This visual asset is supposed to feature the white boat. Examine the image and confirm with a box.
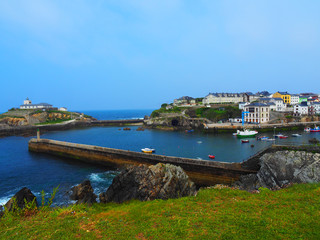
[304,127,311,132]
[235,129,258,138]
[141,148,155,153]
[266,138,275,141]
[291,134,301,137]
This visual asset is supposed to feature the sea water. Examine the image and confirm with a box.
[0,109,318,206]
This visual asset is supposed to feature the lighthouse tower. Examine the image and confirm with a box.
[24,97,32,105]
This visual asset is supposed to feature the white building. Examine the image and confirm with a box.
[203,93,249,105]
[290,95,300,105]
[308,102,320,115]
[20,98,53,110]
[238,102,249,110]
[294,102,308,116]
[243,103,270,124]
[270,98,287,112]
[59,107,68,111]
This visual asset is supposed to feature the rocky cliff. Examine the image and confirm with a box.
[99,163,197,203]
[234,150,320,190]
[0,110,93,127]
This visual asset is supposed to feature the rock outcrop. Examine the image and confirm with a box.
[70,180,97,204]
[234,150,320,190]
[4,187,37,211]
[99,163,197,203]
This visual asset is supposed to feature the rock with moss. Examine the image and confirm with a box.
[5,187,37,212]
[99,163,197,203]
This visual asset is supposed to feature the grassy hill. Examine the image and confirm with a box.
[1,183,319,239]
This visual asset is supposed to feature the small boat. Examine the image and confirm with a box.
[310,126,320,132]
[141,148,155,153]
[291,134,301,137]
[266,138,275,141]
[279,135,288,139]
[185,129,194,133]
[274,134,284,138]
[208,155,215,159]
[235,129,258,138]
[258,136,269,141]
[304,127,311,132]
[241,139,249,143]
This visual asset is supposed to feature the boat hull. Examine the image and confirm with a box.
[236,134,257,138]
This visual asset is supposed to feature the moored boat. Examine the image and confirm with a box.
[279,135,288,139]
[291,133,301,137]
[241,139,249,143]
[310,126,320,132]
[208,155,215,159]
[304,127,311,132]
[141,148,155,153]
[235,129,258,138]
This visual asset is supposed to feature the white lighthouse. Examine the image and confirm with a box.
[24,97,32,105]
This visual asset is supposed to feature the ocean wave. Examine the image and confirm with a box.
[89,173,107,183]
[0,196,12,206]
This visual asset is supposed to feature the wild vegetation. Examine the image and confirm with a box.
[150,105,241,123]
[1,183,319,239]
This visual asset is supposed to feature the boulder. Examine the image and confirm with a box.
[257,150,320,189]
[232,174,262,192]
[99,163,197,203]
[0,205,4,218]
[234,150,320,190]
[70,180,97,204]
[5,187,37,212]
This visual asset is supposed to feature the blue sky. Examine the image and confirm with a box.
[0,0,319,112]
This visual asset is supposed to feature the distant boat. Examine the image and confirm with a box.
[185,129,194,133]
[304,127,311,132]
[208,155,215,159]
[141,148,155,153]
[241,139,249,143]
[257,136,269,141]
[310,126,320,132]
[266,138,275,141]
[279,135,288,139]
[291,133,301,137]
[234,129,258,138]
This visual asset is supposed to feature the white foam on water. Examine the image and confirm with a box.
[89,173,106,183]
[0,196,12,206]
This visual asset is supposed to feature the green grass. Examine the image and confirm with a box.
[34,119,72,125]
[1,183,320,239]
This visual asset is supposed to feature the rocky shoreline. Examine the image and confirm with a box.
[2,148,320,215]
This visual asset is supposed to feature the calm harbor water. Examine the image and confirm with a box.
[0,109,319,206]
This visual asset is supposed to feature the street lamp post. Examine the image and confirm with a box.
[274,127,276,145]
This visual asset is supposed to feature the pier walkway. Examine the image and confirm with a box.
[29,138,257,186]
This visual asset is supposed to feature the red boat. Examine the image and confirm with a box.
[208,155,215,159]
[241,139,249,143]
[279,136,288,139]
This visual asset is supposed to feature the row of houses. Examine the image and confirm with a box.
[174,91,320,107]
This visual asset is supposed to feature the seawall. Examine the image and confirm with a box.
[0,119,143,137]
[28,138,257,187]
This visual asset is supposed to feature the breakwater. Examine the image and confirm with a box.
[28,138,257,186]
[0,119,143,137]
